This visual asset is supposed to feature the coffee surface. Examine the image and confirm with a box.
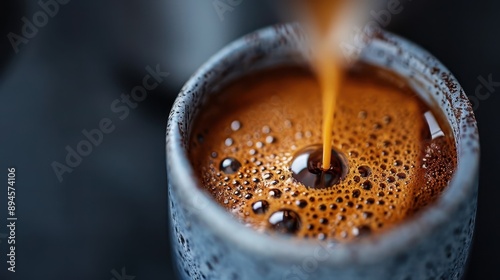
[189,65,456,241]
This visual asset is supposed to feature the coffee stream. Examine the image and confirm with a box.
[296,0,359,184]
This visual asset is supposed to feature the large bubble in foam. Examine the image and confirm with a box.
[291,144,348,189]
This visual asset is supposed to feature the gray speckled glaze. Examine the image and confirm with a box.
[166,24,479,280]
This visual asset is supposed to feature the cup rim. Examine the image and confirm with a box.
[166,24,480,265]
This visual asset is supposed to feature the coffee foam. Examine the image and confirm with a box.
[189,65,456,241]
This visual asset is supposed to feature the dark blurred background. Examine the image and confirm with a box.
[0,0,498,279]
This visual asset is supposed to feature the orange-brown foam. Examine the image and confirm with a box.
[189,65,457,241]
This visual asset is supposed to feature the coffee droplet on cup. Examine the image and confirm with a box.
[291,144,348,189]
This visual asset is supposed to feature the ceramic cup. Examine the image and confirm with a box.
[166,24,479,280]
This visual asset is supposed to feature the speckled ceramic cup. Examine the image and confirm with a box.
[166,24,479,280]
